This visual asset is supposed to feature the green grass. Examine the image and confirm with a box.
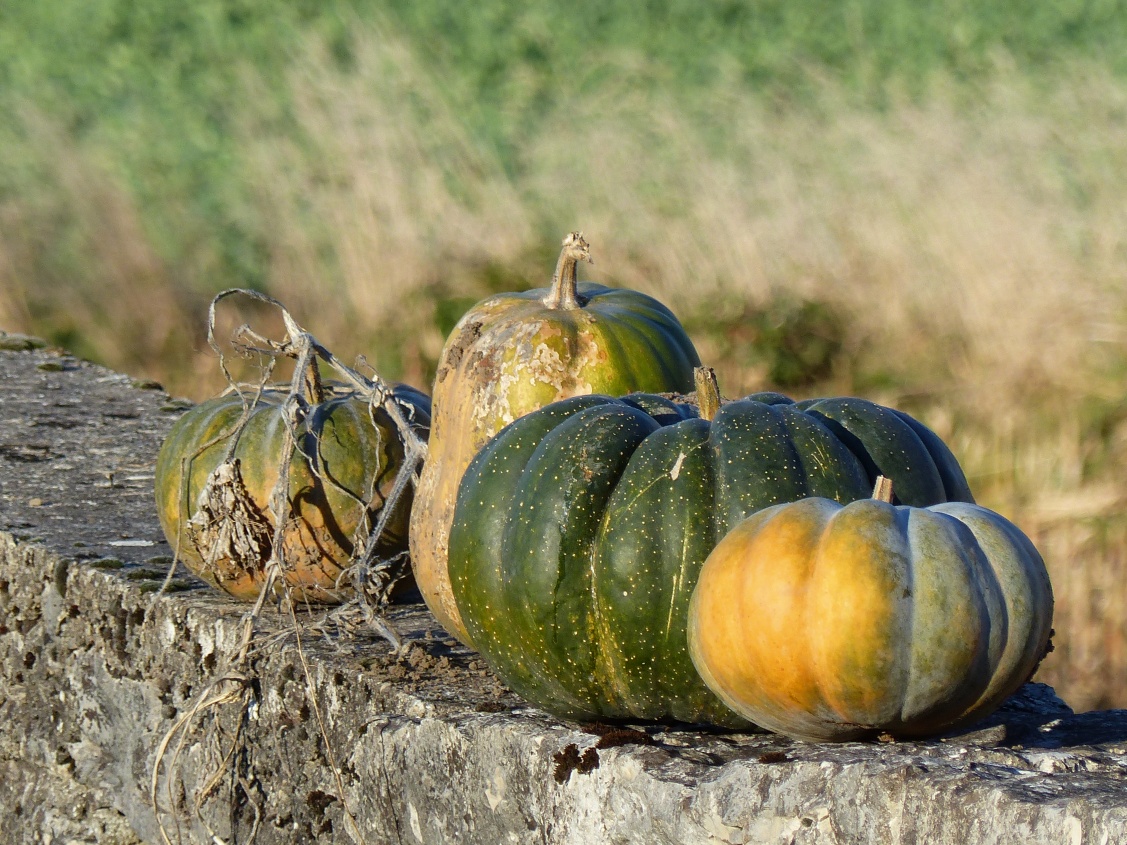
[383,0,1127,117]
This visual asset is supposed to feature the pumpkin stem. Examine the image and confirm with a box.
[694,366,722,421]
[872,476,895,503]
[304,358,326,404]
[542,232,593,310]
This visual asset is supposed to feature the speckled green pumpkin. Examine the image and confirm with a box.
[448,388,974,726]
[154,385,430,602]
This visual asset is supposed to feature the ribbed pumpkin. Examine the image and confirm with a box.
[154,384,431,602]
[448,370,974,726]
[411,233,700,643]
[688,482,1054,741]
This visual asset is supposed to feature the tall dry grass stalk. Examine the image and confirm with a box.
[3,25,1127,707]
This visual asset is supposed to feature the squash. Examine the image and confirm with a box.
[154,383,431,602]
[448,369,974,725]
[688,479,1054,741]
[411,233,700,643]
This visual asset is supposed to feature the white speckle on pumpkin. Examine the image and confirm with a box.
[670,451,687,480]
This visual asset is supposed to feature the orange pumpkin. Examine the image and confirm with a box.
[688,482,1053,741]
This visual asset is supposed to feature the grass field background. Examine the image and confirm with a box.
[3,1,1127,709]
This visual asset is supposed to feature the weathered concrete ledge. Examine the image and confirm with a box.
[3,342,1127,844]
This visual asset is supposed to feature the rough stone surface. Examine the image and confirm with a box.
[3,345,1127,844]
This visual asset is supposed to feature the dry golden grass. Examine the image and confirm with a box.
[3,28,1127,708]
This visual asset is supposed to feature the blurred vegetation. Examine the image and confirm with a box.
[685,295,844,389]
[4,0,1126,351]
[4,0,1127,709]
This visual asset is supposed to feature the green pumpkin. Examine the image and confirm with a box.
[154,384,430,602]
[448,373,973,726]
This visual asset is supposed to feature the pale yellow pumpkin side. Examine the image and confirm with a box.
[410,233,700,644]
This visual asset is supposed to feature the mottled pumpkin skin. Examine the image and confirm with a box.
[155,386,430,602]
[411,281,700,643]
[449,391,974,726]
[688,498,1053,741]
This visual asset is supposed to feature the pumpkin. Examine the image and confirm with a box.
[688,480,1054,741]
[448,369,974,725]
[410,232,700,643]
[154,383,431,602]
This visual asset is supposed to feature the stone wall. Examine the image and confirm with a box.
[3,340,1127,844]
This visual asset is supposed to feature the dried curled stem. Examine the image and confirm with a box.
[541,231,593,310]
